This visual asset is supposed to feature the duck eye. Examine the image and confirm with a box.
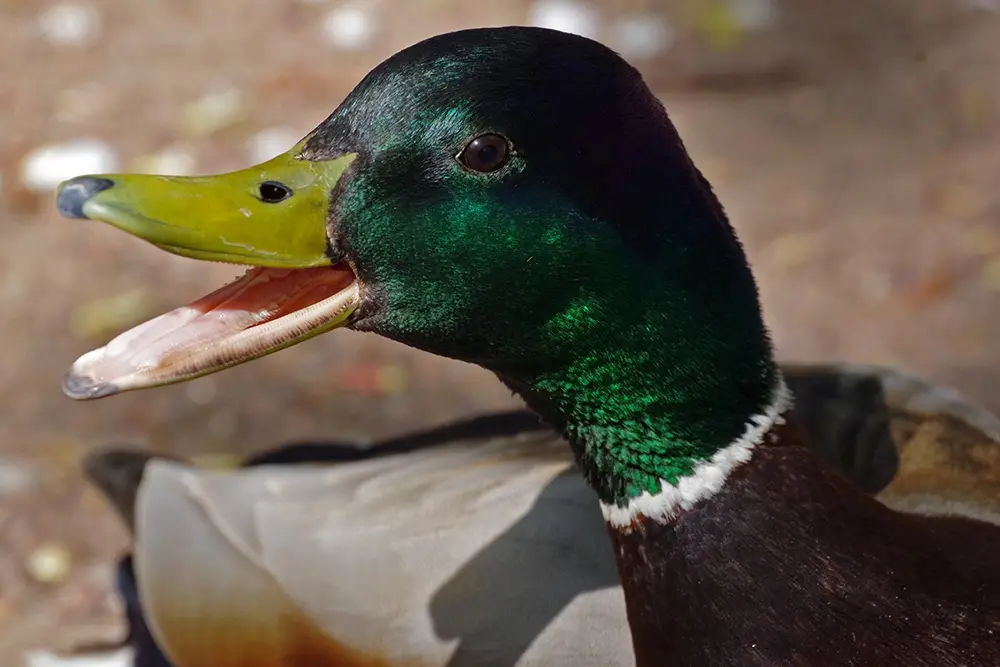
[458,134,511,173]
[258,181,292,203]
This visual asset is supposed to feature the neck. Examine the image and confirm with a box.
[502,271,781,515]
[600,377,791,527]
[501,151,781,511]
[603,419,839,666]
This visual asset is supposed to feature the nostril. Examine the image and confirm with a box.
[56,176,115,219]
[258,181,292,203]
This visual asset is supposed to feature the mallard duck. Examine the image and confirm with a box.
[57,27,999,666]
[82,363,1000,667]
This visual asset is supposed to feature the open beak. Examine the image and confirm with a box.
[57,143,361,400]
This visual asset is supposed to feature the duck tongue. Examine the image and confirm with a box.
[64,265,358,399]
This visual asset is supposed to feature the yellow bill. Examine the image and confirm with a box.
[56,145,362,399]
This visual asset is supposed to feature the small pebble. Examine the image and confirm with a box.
[247,127,300,164]
[69,289,154,341]
[693,3,743,51]
[321,4,377,51]
[185,377,217,406]
[609,14,675,60]
[767,231,822,271]
[38,3,101,46]
[179,89,246,137]
[132,145,197,176]
[528,0,599,39]
[0,460,36,496]
[25,543,72,585]
[20,139,119,191]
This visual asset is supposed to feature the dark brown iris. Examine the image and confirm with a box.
[458,134,511,173]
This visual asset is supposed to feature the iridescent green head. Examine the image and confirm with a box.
[58,27,776,504]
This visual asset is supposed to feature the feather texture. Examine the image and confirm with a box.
[86,365,999,666]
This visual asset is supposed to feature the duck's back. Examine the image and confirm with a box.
[785,364,1000,522]
[87,365,998,666]
[133,430,631,667]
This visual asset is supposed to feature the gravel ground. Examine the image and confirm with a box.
[1,0,998,662]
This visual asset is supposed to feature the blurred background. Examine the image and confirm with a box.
[1,0,998,662]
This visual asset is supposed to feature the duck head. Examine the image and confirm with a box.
[59,27,776,500]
